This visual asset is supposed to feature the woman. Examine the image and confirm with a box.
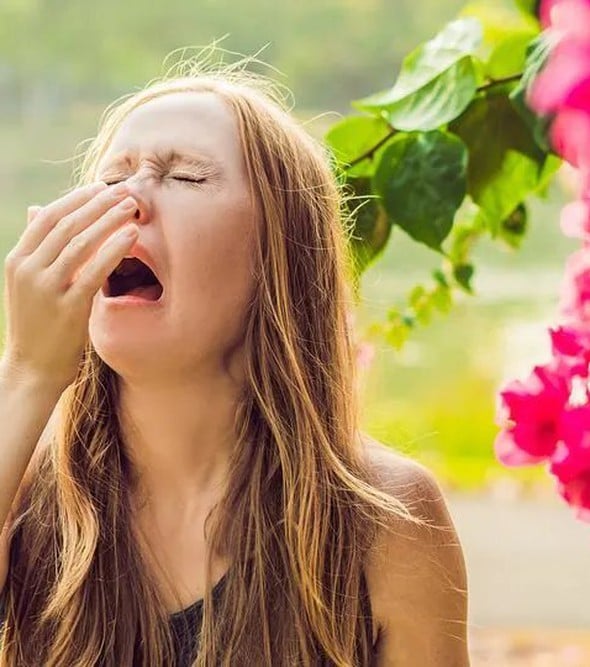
[0,58,469,666]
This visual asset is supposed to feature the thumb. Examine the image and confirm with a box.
[27,205,43,226]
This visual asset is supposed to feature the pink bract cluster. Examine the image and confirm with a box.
[494,0,590,522]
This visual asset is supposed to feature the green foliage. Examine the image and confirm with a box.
[453,262,475,292]
[325,0,563,345]
[487,32,536,78]
[509,34,555,152]
[372,131,468,251]
[515,0,542,17]
[325,116,392,177]
[449,92,547,235]
[353,18,483,131]
[344,177,393,284]
[499,203,529,249]
[462,1,539,37]
[0,0,468,112]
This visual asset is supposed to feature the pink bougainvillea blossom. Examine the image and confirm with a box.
[530,40,590,114]
[550,406,590,479]
[558,247,590,322]
[494,361,571,465]
[557,476,590,521]
[355,341,375,370]
[550,405,590,518]
[540,0,590,36]
[549,324,590,375]
[550,108,590,169]
[559,199,590,239]
[496,0,590,522]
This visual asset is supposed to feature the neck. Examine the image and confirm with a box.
[118,371,241,517]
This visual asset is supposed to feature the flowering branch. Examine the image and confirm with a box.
[494,0,590,523]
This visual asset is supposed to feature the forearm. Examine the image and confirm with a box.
[0,360,63,530]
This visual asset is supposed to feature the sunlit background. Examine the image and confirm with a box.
[2,0,590,663]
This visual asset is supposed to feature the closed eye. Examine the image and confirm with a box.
[173,176,206,185]
[102,176,206,187]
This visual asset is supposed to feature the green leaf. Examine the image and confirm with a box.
[460,2,539,59]
[384,322,411,351]
[325,116,393,177]
[498,202,528,249]
[344,176,394,276]
[453,263,475,292]
[431,284,453,313]
[432,268,450,288]
[414,301,433,326]
[372,131,468,251]
[449,93,547,235]
[409,286,434,326]
[515,0,541,17]
[509,34,554,153]
[353,18,483,131]
[487,31,537,79]
[536,154,562,197]
[409,285,427,309]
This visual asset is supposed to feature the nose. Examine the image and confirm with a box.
[122,175,152,226]
[132,202,145,224]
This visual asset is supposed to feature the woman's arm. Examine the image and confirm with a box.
[364,442,470,666]
[0,361,62,594]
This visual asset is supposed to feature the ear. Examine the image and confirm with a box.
[27,205,43,226]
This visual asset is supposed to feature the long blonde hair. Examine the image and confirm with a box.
[0,53,424,666]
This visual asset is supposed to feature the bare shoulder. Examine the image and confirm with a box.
[360,434,471,666]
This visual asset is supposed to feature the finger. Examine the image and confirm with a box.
[27,206,43,226]
[67,223,140,303]
[33,188,135,271]
[14,182,108,257]
[51,197,139,288]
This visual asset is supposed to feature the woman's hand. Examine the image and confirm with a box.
[2,181,140,392]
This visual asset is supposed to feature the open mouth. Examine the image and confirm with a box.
[103,257,164,301]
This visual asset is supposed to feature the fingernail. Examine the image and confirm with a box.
[27,205,42,224]
[120,196,136,210]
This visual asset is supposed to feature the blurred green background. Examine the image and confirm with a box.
[0,0,578,494]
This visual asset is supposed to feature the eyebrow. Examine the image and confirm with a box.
[98,148,221,172]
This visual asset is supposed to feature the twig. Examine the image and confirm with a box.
[343,73,524,172]
[476,73,523,93]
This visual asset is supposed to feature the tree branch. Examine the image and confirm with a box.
[343,73,523,173]
[476,73,523,93]
[345,127,397,171]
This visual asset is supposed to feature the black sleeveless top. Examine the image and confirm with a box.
[0,572,375,666]
[168,569,376,667]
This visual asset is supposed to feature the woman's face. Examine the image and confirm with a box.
[88,91,258,382]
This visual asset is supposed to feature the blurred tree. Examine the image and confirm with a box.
[0,0,465,115]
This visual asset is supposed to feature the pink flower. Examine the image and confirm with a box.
[530,40,590,114]
[494,362,571,466]
[559,199,590,239]
[540,0,561,27]
[549,406,590,519]
[557,476,590,521]
[496,0,590,521]
[550,108,590,168]
[529,8,590,168]
[549,324,590,375]
[540,0,590,37]
[355,341,375,370]
[551,407,590,479]
[558,246,590,322]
